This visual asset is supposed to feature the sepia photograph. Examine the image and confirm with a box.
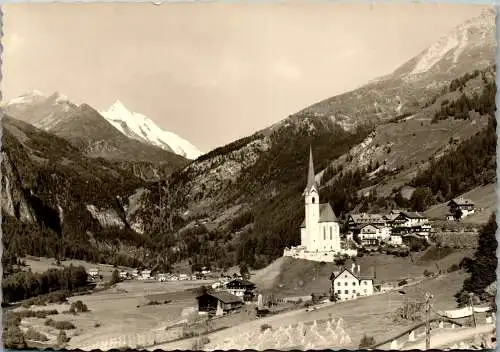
[0,2,497,350]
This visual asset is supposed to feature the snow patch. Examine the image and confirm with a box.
[101,100,203,160]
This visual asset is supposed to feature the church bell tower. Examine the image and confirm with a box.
[303,146,320,250]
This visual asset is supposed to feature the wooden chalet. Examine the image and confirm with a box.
[196,291,243,315]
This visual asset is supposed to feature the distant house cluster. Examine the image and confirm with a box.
[87,267,212,283]
[346,209,431,247]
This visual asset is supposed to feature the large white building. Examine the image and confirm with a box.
[283,148,356,261]
[331,266,374,301]
[300,148,341,252]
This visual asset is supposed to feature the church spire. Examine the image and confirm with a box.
[304,146,317,193]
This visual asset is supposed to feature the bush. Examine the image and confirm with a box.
[447,264,460,273]
[57,330,70,345]
[260,324,272,332]
[359,334,376,348]
[70,300,88,313]
[45,318,76,330]
[25,327,49,342]
[3,325,27,349]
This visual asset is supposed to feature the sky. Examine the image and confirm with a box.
[1,2,491,153]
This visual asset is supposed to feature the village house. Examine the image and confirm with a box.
[196,291,243,316]
[156,273,168,282]
[88,268,100,280]
[119,271,129,280]
[391,212,431,237]
[447,197,475,220]
[140,270,152,280]
[225,279,257,302]
[358,224,391,245]
[346,213,387,234]
[389,235,403,246]
[330,266,374,301]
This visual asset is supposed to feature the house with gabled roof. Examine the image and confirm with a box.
[447,197,475,219]
[358,224,391,245]
[392,211,431,237]
[330,266,374,301]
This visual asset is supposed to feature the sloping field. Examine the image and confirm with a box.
[424,183,496,223]
[151,271,468,350]
[328,115,490,198]
[252,249,473,297]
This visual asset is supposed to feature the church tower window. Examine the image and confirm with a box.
[312,197,315,204]
[330,227,332,240]
[323,227,326,240]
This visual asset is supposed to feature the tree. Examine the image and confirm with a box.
[456,213,498,306]
[453,207,463,221]
[239,262,250,280]
[109,269,120,285]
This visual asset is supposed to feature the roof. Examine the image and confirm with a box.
[448,197,475,206]
[383,213,399,221]
[348,213,385,223]
[227,279,256,287]
[303,146,318,194]
[197,291,242,304]
[300,203,338,227]
[398,211,426,219]
[331,267,359,281]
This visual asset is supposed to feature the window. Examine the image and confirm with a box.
[353,290,356,293]
[337,282,341,286]
[345,282,348,286]
[323,228,326,240]
[364,281,367,285]
[344,290,348,294]
[353,282,356,286]
[337,290,341,294]
[330,227,332,240]
[312,197,315,204]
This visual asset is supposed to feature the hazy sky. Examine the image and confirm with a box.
[2,2,491,152]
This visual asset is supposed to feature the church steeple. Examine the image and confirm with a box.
[304,146,317,194]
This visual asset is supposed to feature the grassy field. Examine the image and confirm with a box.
[14,273,216,350]
[151,270,468,350]
[424,183,496,224]
[251,248,474,297]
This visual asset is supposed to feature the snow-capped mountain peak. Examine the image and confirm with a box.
[100,101,203,160]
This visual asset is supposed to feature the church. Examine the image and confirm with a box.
[300,147,341,252]
[283,147,355,262]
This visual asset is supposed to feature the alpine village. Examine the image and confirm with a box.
[1,7,498,352]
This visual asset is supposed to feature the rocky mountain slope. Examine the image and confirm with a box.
[2,93,188,181]
[1,115,156,267]
[292,8,495,130]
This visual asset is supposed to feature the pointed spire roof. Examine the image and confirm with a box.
[304,146,317,194]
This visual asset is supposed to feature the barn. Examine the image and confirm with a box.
[196,291,243,316]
